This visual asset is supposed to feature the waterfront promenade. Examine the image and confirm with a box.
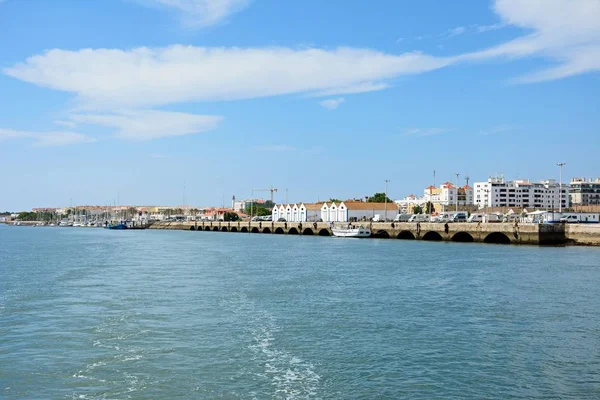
[150,220,591,246]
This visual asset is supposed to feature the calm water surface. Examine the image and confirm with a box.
[1,225,600,399]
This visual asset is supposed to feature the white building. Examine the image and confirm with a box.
[474,176,570,210]
[272,203,322,222]
[395,195,427,214]
[423,182,473,209]
[570,177,600,205]
[321,201,397,222]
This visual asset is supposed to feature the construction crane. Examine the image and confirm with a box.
[250,186,278,218]
[252,186,278,204]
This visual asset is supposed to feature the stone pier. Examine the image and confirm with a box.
[150,221,572,245]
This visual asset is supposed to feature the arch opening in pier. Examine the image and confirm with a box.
[422,231,443,241]
[275,227,285,234]
[212,227,219,232]
[204,226,211,231]
[288,228,299,235]
[452,232,474,243]
[373,230,389,239]
[251,227,259,233]
[484,232,511,244]
[397,231,415,240]
[302,228,314,235]
[230,227,238,232]
[263,227,271,234]
[318,229,331,237]
[189,226,196,231]
[241,227,248,233]
[221,227,228,232]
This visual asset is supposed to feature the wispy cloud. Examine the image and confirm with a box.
[403,128,452,137]
[139,0,251,27]
[475,23,506,33]
[461,0,600,83]
[0,128,95,146]
[54,120,78,129]
[69,110,222,141]
[4,0,600,122]
[319,97,345,110]
[253,145,296,152]
[447,26,466,37]
[33,132,96,146]
[4,47,451,110]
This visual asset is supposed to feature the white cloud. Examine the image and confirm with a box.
[0,128,31,141]
[3,0,599,124]
[141,0,250,26]
[0,128,94,146]
[69,110,222,141]
[319,97,345,110]
[33,132,96,147]
[4,46,451,110]
[448,26,466,37]
[54,120,78,129]
[463,0,600,82]
[475,23,506,33]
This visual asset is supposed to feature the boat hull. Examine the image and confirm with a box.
[332,227,371,238]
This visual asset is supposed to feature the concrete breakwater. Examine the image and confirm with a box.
[149,220,600,246]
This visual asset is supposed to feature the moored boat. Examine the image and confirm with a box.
[332,224,371,238]
[106,222,128,230]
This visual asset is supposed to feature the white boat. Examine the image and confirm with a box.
[332,224,371,238]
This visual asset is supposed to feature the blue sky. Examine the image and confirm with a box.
[1,0,599,210]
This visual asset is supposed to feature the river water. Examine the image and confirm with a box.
[1,225,599,399]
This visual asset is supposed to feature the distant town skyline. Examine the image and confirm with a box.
[1,0,599,210]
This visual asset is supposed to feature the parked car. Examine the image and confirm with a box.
[372,214,384,222]
[452,212,468,222]
[393,213,412,222]
[436,212,456,223]
[277,217,286,222]
[408,214,431,223]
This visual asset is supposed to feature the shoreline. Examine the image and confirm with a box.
[5,220,600,246]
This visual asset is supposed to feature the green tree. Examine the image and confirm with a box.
[223,212,240,221]
[329,198,342,203]
[17,212,37,221]
[367,192,393,203]
[255,207,271,217]
[412,205,423,214]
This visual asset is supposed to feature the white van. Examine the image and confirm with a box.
[408,214,430,223]
[393,214,412,222]
[467,213,483,223]
[433,212,455,223]
[452,212,468,222]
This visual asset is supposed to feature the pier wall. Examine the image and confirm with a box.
[150,221,572,245]
[565,224,600,246]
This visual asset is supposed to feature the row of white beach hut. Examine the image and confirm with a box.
[272,202,398,222]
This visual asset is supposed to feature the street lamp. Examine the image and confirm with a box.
[455,173,460,211]
[384,179,390,222]
[250,189,254,220]
[557,162,566,214]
